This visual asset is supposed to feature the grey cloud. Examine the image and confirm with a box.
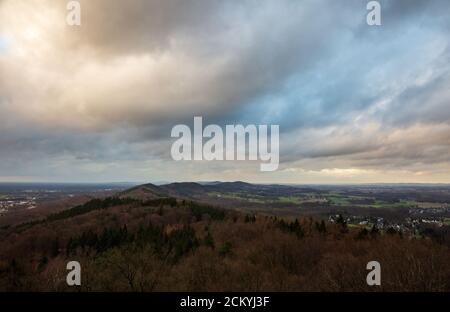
[68,0,227,55]
[1,0,450,182]
[381,60,450,126]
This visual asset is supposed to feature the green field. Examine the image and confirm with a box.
[277,196,304,204]
[204,189,447,213]
[207,191,266,203]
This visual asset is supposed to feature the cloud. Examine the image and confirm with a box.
[0,0,368,130]
[0,0,450,182]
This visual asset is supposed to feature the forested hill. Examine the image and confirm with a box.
[0,194,449,291]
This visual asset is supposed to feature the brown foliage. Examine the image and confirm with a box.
[0,200,449,292]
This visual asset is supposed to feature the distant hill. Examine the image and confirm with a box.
[161,182,207,197]
[119,183,167,200]
[120,181,264,200]
[207,181,256,192]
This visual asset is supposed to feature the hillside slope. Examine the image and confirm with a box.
[0,194,449,291]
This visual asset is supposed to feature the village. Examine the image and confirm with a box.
[329,206,450,236]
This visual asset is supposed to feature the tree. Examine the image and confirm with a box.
[315,220,327,234]
[51,239,59,258]
[336,215,348,233]
[356,228,369,240]
[370,224,379,237]
[204,231,215,249]
[219,242,232,257]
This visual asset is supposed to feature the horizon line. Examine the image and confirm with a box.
[1,181,450,186]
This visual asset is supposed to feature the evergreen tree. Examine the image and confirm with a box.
[356,228,369,240]
[204,231,215,249]
[315,220,327,233]
[370,224,380,237]
[51,238,59,258]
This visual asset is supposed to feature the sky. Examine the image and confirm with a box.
[0,0,450,184]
